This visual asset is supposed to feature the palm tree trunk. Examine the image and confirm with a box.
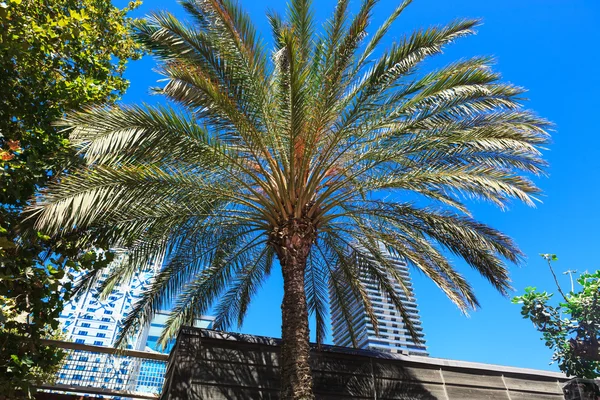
[272,219,316,400]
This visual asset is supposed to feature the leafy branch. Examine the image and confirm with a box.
[513,255,600,378]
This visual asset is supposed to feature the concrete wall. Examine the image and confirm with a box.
[161,328,568,400]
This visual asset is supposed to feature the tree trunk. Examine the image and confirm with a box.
[271,218,316,400]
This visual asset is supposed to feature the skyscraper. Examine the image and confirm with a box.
[57,254,214,393]
[58,253,154,350]
[330,258,428,356]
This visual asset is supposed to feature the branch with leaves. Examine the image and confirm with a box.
[0,0,142,397]
[513,255,600,378]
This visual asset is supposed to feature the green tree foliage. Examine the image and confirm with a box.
[513,255,600,379]
[26,0,549,398]
[0,0,142,396]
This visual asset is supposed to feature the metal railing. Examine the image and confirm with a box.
[37,339,169,399]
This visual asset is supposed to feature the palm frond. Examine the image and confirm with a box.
[115,223,259,347]
[305,248,329,345]
[211,245,274,330]
[158,234,266,346]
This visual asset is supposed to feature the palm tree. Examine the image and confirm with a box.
[26,0,549,398]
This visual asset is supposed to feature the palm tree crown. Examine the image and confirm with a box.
[27,0,549,398]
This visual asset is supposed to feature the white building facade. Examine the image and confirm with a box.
[57,255,214,394]
[330,258,429,356]
[58,257,152,350]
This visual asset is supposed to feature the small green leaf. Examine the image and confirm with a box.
[10,354,21,366]
[37,231,51,241]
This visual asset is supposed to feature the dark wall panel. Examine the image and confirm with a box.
[161,328,567,400]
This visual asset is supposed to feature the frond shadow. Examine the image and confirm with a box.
[160,328,437,399]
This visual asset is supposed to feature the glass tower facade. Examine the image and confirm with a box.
[330,258,428,356]
[58,254,153,350]
[57,254,214,394]
[133,311,214,394]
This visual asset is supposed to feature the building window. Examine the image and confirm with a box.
[77,330,88,336]
[99,325,108,330]
[83,315,93,320]
[86,308,95,312]
[101,317,111,322]
[73,374,83,380]
[81,323,90,328]
[104,310,113,315]
[96,333,106,338]
[75,339,85,344]
[94,341,103,346]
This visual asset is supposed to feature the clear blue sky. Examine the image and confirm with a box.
[116,0,600,372]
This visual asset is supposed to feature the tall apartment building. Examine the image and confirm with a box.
[57,255,214,394]
[58,254,154,350]
[330,257,428,356]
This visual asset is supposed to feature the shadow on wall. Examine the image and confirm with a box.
[161,330,437,400]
